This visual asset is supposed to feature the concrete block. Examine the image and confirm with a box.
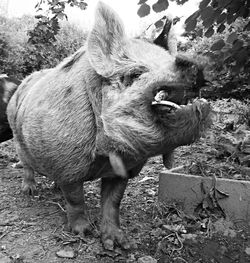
[158,170,250,223]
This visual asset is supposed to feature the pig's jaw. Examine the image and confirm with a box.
[156,99,211,147]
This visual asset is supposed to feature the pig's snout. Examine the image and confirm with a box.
[153,97,211,127]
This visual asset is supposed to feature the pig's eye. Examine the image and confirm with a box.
[120,72,142,87]
[130,72,142,80]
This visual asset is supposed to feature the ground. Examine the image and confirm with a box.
[0,99,250,263]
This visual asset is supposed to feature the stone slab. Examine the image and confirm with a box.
[0,252,11,263]
[158,170,250,223]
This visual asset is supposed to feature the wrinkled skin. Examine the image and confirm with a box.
[0,75,20,142]
[7,2,211,250]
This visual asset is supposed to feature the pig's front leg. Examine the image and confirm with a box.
[100,177,130,250]
[60,181,91,234]
[100,161,145,250]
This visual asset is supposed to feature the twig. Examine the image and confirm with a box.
[61,231,73,239]
[164,233,176,240]
[205,218,212,238]
[0,223,14,226]
[0,206,10,212]
[77,240,82,250]
[168,165,185,173]
[165,206,183,222]
[173,257,189,263]
[162,232,184,256]
[0,228,9,240]
[63,240,78,245]
[171,232,183,254]
[35,210,60,219]
[47,201,66,213]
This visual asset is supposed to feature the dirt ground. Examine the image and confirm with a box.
[0,99,250,263]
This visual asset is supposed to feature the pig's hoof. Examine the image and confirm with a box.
[101,225,135,250]
[21,181,37,195]
[68,215,92,235]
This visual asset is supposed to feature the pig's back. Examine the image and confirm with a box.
[7,59,97,184]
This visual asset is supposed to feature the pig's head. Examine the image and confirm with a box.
[87,2,211,159]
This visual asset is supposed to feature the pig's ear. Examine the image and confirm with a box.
[87,2,126,77]
[154,19,177,56]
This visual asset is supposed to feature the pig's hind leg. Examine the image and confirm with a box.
[21,166,37,195]
[60,180,92,235]
[15,144,37,195]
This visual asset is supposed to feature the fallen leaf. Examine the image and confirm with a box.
[245,247,250,255]
[56,249,76,258]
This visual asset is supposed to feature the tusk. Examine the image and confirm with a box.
[152,100,181,109]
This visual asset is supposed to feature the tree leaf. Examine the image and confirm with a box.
[202,13,216,28]
[232,39,244,51]
[175,0,189,4]
[185,17,197,32]
[152,0,169,13]
[56,13,65,20]
[218,0,233,8]
[226,13,237,24]
[226,32,237,43]
[244,21,250,31]
[197,28,203,37]
[200,6,214,20]
[224,54,234,64]
[216,12,227,24]
[228,0,241,14]
[235,48,248,68]
[79,2,87,10]
[155,19,164,28]
[241,6,249,18]
[205,26,214,37]
[185,10,200,24]
[211,39,225,51]
[185,11,200,32]
[199,0,211,9]
[53,7,64,13]
[35,15,44,19]
[138,0,148,4]
[137,3,151,17]
[217,23,225,33]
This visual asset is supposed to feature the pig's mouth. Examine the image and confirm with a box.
[151,90,182,113]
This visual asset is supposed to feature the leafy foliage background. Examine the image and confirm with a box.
[0,15,86,79]
[0,0,249,100]
[138,0,250,100]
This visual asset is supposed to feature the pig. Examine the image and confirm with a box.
[0,71,50,144]
[7,2,211,250]
[0,71,49,169]
[0,74,20,143]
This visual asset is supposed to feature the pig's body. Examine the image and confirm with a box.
[9,54,97,183]
[7,2,211,250]
[0,75,20,142]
